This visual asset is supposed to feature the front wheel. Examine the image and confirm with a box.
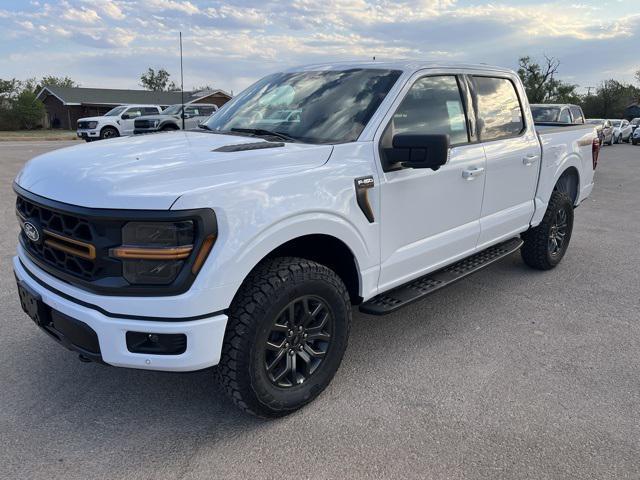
[633,138,638,146]
[521,191,574,270]
[100,127,119,140]
[215,257,351,417]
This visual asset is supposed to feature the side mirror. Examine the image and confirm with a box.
[391,134,450,170]
[121,114,130,120]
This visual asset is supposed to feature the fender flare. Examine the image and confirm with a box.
[197,211,376,306]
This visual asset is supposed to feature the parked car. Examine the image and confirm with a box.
[77,105,162,141]
[133,103,218,134]
[629,117,640,134]
[632,125,640,145]
[586,118,614,146]
[530,104,585,125]
[610,119,633,143]
[14,61,598,417]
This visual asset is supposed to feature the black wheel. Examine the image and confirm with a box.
[160,125,179,132]
[215,257,351,418]
[521,191,574,270]
[100,127,119,140]
[633,138,638,146]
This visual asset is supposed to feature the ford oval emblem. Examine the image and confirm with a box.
[23,221,40,242]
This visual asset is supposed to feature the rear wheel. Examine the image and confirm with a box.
[521,191,574,270]
[215,257,351,417]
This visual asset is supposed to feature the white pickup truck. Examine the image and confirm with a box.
[14,62,598,417]
[77,105,162,141]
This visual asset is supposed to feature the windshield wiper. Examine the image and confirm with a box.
[230,128,299,143]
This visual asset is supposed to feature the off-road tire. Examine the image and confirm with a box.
[521,191,574,270]
[215,257,351,418]
[100,126,119,140]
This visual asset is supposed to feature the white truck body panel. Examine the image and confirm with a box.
[14,61,597,372]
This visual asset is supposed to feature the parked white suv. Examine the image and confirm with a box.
[77,105,162,141]
[610,119,632,143]
[15,62,598,417]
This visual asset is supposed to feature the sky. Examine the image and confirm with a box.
[0,0,639,95]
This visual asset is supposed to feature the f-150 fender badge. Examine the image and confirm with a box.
[354,176,375,223]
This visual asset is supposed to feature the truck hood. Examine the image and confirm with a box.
[77,116,105,123]
[15,131,333,210]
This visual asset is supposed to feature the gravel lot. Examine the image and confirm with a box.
[1,141,639,480]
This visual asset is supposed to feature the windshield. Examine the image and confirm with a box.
[104,106,127,116]
[531,106,561,123]
[586,119,603,125]
[162,105,182,115]
[611,120,622,127]
[204,68,402,144]
[631,118,640,125]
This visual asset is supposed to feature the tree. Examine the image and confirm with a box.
[140,68,179,91]
[517,55,580,104]
[581,80,640,119]
[40,76,79,89]
[635,69,640,84]
[0,78,21,102]
[12,90,45,129]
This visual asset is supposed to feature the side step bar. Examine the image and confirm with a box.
[360,237,523,315]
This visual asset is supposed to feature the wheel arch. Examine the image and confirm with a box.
[554,166,580,205]
[262,234,362,304]
[160,121,180,130]
[100,124,119,135]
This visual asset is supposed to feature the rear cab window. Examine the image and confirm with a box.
[470,76,524,141]
[570,106,584,124]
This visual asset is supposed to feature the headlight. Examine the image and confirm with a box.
[110,221,201,285]
[88,121,98,129]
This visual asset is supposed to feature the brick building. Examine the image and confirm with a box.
[36,86,232,129]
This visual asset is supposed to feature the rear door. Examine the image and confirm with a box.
[377,73,487,291]
[467,75,541,247]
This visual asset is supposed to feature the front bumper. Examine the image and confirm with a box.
[14,255,228,372]
[76,129,99,139]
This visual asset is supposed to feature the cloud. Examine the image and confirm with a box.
[61,7,101,24]
[144,0,200,15]
[0,0,637,95]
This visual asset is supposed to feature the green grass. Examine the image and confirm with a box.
[0,129,80,141]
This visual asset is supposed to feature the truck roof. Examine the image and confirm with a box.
[285,60,516,76]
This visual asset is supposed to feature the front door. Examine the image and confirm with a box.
[377,74,486,292]
[120,107,144,135]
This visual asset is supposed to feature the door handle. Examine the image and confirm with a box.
[462,167,485,180]
[523,154,539,166]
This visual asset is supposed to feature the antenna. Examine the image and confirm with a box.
[180,31,185,130]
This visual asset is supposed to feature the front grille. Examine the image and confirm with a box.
[15,188,217,296]
[134,119,153,129]
[77,121,92,129]
[16,195,121,282]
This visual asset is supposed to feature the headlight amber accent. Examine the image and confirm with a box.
[110,245,193,260]
[191,234,216,274]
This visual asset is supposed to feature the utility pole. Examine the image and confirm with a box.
[180,31,185,130]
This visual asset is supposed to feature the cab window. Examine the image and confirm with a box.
[124,107,143,118]
[471,76,524,141]
[558,108,571,123]
[379,75,468,171]
[570,106,584,124]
